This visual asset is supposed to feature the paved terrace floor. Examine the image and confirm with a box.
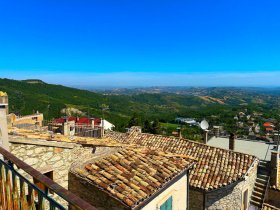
[207,137,276,161]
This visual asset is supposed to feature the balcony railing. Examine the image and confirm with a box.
[0,146,97,210]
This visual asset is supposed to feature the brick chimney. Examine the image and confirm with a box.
[229,133,235,150]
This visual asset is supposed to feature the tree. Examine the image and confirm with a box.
[128,113,140,127]
[143,119,152,133]
[150,119,160,134]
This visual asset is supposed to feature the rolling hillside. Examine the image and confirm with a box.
[0,78,279,131]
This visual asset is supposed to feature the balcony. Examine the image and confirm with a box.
[0,146,97,210]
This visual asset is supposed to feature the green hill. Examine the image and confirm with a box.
[1,78,279,132]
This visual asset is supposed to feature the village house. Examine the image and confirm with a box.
[69,147,195,210]
[104,127,259,210]
[1,92,280,210]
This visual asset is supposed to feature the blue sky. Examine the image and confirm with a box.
[1,0,280,87]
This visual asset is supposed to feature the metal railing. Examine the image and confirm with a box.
[261,176,271,210]
[0,146,97,210]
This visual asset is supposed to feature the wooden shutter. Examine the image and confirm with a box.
[160,196,173,210]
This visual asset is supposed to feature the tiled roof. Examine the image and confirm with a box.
[75,148,195,208]
[8,128,123,146]
[263,203,280,210]
[104,130,257,191]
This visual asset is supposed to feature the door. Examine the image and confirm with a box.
[242,189,248,210]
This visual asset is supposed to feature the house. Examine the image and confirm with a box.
[69,148,195,210]
[263,122,275,134]
[53,116,115,130]
[104,127,258,210]
[208,136,280,208]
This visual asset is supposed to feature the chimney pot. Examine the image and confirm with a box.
[229,133,235,150]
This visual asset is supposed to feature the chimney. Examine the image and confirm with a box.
[270,151,279,188]
[203,130,208,144]
[177,127,182,138]
[0,91,9,152]
[100,118,104,138]
[229,133,235,150]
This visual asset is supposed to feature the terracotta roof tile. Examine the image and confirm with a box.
[104,130,257,191]
[263,203,280,210]
[77,148,195,208]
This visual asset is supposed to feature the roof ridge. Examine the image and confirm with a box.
[127,131,257,158]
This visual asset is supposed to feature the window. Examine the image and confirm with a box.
[242,189,248,210]
[160,196,172,210]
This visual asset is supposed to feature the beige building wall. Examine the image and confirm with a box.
[11,113,44,126]
[142,174,187,210]
[0,108,9,151]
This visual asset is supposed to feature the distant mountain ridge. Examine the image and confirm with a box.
[0,78,280,131]
[21,79,46,84]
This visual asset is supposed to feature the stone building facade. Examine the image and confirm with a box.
[189,159,258,210]
[9,137,92,189]
[69,146,194,210]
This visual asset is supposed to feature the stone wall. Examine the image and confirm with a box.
[9,137,93,189]
[189,189,204,210]
[204,160,258,210]
[69,145,189,210]
[69,173,130,210]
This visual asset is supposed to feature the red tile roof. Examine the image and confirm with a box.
[76,148,195,208]
[76,117,91,125]
[264,122,274,127]
[93,118,101,126]
[53,118,65,124]
[105,130,257,191]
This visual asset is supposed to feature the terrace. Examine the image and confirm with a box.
[0,146,96,210]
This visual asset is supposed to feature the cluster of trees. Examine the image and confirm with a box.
[127,113,160,134]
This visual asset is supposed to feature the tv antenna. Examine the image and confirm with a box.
[255,124,260,133]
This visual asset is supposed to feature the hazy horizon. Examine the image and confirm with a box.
[1,1,280,86]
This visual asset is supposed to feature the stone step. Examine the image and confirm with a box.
[256,177,268,185]
[250,199,262,208]
[259,160,269,164]
[251,195,262,203]
[257,174,269,180]
[255,182,266,189]
[257,171,270,176]
[252,190,264,198]
[254,186,265,194]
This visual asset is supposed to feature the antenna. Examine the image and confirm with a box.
[200,120,209,130]
[255,124,260,133]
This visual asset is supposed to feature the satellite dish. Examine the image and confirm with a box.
[200,120,209,130]
[255,124,260,133]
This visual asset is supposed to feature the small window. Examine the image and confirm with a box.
[160,196,172,210]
